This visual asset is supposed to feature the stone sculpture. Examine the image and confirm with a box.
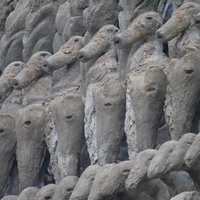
[16,104,48,191]
[2,0,200,199]
[0,115,16,198]
[34,184,57,200]
[77,24,126,165]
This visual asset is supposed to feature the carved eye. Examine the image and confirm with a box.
[104,103,112,107]
[74,38,79,42]
[24,121,31,126]
[14,63,20,67]
[146,16,153,20]
[66,115,73,121]
[185,69,194,74]
[67,187,74,192]
[44,196,51,200]
[107,29,114,33]
[40,53,47,57]
[0,129,4,133]
[90,177,95,181]
[146,87,156,92]
[122,169,130,176]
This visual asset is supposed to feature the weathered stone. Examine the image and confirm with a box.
[22,3,58,62]
[52,176,78,200]
[43,36,83,72]
[83,0,120,36]
[165,53,200,140]
[165,133,196,172]
[49,94,84,178]
[171,191,200,200]
[77,25,119,63]
[127,68,167,153]
[184,132,200,168]
[87,162,133,200]
[16,104,48,191]
[94,81,125,165]
[34,184,57,200]
[156,2,200,58]
[1,195,18,200]
[0,115,16,198]
[0,0,28,71]
[69,165,100,200]
[17,187,39,200]
[147,140,178,178]
[0,61,24,99]
[125,149,157,192]
[161,171,195,196]
[12,51,52,90]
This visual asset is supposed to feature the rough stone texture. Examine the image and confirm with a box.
[34,184,57,200]
[17,187,39,200]
[171,191,200,200]
[2,0,200,199]
[49,94,84,179]
[127,68,167,153]
[165,53,200,140]
[52,176,78,200]
[0,115,16,198]
[16,104,48,191]
[69,165,100,200]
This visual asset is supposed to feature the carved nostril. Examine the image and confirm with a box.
[185,69,194,74]
[156,30,164,40]
[194,15,200,26]
[114,36,121,46]
[12,79,19,88]
[42,61,49,72]
[77,52,85,61]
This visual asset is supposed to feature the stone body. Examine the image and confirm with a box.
[165,53,200,140]
[0,115,16,198]
[49,94,84,179]
[17,187,39,200]
[165,133,196,172]
[0,61,24,117]
[22,2,58,62]
[69,165,100,200]
[0,0,28,71]
[52,176,78,200]
[171,191,200,200]
[147,140,178,178]
[127,68,167,153]
[34,184,57,200]
[184,132,200,167]
[115,11,168,156]
[2,0,200,199]
[156,2,200,58]
[78,25,125,165]
[16,104,48,191]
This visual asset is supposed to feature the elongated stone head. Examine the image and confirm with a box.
[77,25,119,62]
[12,51,52,89]
[114,12,163,48]
[42,36,84,72]
[0,61,24,97]
[156,2,200,41]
